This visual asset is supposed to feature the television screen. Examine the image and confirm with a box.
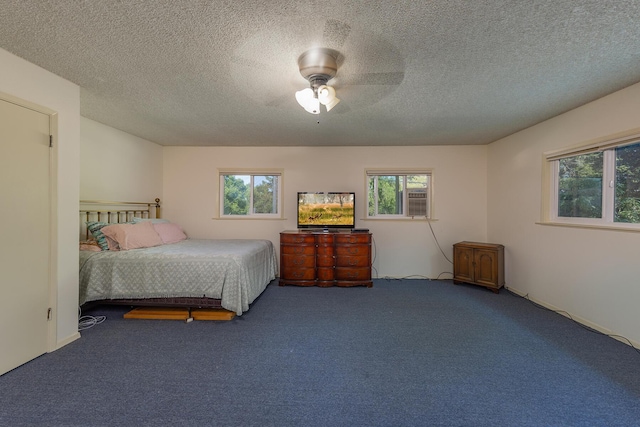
[297,192,355,229]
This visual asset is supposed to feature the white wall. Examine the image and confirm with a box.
[0,48,80,348]
[80,117,163,201]
[488,81,640,345]
[162,145,487,279]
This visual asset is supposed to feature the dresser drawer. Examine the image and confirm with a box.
[317,267,335,282]
[315,233,336,244]
[280,233,315,245]
[281,254,315,268]
[280,266,316,281]
[335,255,369,268]
[335,267,371,281]
[281,244,315,255]
[335,245,369,256]
[335,233,370,244]
[316,254,335,267]
[316,245,334,256]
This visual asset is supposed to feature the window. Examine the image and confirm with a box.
[219,170,282,218]
[366,169,432,219]
[557,151,603,219]
[545,133,640,229]
[615,143,640,223]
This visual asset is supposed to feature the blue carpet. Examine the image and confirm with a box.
[1,279,639,426]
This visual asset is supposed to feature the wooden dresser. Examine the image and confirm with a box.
[453,241,504,293]
[280,230,372,287]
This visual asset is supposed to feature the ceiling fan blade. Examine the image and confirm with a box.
[322,19,351,49]
[230,55,279,72]
[337,72,405,86]
[333,103,351,114]
[265,93,292,107]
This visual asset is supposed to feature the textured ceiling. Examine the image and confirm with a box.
[1,1,639,146]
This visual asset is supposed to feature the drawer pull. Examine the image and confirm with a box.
[294,247,305,254]
[293,258,305,266]
[348,248,359,255]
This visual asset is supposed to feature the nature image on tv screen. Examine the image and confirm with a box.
[298,193,354,227]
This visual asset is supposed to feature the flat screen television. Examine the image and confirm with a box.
[297,192,355,230]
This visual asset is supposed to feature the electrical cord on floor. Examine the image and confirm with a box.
[505,287,640,355]
[368,221,453,281]
[380,274,454,281]
[78,306,106,331]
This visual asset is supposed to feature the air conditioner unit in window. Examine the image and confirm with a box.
[407,189,428,217]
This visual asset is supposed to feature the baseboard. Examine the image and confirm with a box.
[54,331,81,351]
[505,286,640,349]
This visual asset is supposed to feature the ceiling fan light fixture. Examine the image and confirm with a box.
[295,88,320,114]
[295,48,341,115]
[318,85,340,112]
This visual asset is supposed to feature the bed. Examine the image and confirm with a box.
[79,200,278,315]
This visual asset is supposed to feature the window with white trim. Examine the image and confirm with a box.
[219,170,282,218]
[545,134,640,228]
[366,169,432,219]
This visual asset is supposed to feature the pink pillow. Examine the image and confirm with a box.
[104,235,121,251]
[101,221,163,250]
[153,222,187,244]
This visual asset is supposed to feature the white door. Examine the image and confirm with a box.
[0,98,51,375]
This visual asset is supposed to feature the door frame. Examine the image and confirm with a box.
[1,91,58,352]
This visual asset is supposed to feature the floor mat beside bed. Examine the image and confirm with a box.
[123,307,236,321]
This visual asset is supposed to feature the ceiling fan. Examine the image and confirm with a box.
[295,48,341,114]
[230,19,406,112]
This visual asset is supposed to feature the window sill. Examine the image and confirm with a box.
[536,221,640,233]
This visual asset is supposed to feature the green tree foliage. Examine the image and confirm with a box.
[253,176,277,214]
[369,176,404,215]
[558,152,603,218]
[224,175,278,215]
[557,142,640,222]
[368,174,428,216]
[615,143,640,223]
[224,175,249,215]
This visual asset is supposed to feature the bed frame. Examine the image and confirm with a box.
[80,199,223,309]
[80,198,161,240]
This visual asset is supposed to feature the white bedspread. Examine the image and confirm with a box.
[79,239,277,315]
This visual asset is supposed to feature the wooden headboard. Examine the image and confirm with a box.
[79,198,161,241]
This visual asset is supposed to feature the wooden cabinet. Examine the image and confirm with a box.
[453,241,504,293]
[280,230,372,287]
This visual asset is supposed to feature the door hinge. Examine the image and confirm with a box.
[47,308,52,320]
[49,135,53,148]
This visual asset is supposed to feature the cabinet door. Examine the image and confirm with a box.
[453,245,474,282]
[473,249,498,288]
